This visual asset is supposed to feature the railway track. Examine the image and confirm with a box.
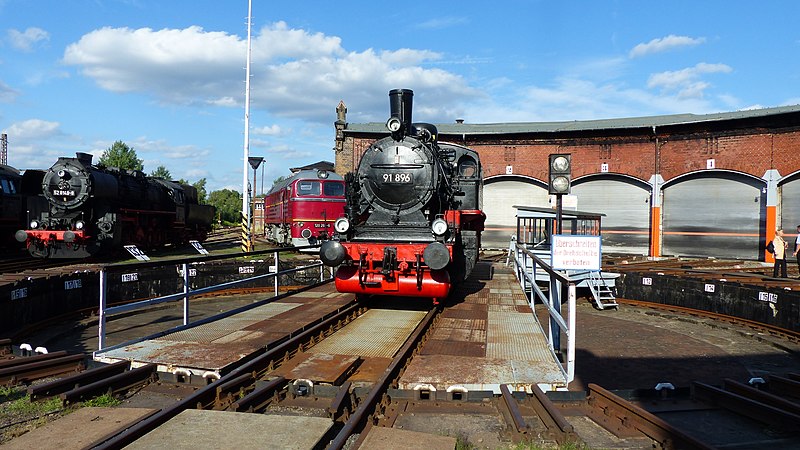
[4,292,798,448]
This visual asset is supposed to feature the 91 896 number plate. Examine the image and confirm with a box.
[382,172,413,184]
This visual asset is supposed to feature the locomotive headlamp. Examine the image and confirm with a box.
[334,217,350,234]
[30,220,39,229]
[317,170,329,179]
[75,220,85,230]
[431,218,448,236]
[386,117,402,133]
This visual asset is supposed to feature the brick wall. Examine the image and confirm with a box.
[339,127,800,183]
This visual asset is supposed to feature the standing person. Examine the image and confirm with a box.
[773,228,788,278]
[793,225,800,278]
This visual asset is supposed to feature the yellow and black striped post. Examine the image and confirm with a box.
[241,212,251,253]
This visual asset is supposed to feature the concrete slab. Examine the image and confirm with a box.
[2,407,156,450]
[126,409,332,449]
[360,426,456,450]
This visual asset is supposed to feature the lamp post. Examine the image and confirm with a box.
[248,156,264,251]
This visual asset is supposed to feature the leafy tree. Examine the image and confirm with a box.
[193,178,208,204]
[99,141,143,171]
[271,175,289,188]
[150,165,172,179]
[207,188,242,224]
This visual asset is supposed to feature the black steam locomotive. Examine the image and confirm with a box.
[16,153,215,258]
[320,89,485,304]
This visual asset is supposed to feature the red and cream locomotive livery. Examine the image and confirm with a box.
[263,169,346,247]
[320,89,485,304]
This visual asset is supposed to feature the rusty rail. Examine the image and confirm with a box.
[28,360,131,400]
[230,376,286,412]
[587,383,714,450]
[326,307,438,450]
[693,381,800,430]
[500,384,528,433]
[61,364,157,405]
[527,383,578,444]
[768,374,800,398]
[0,353,84,386]
[91,301,361,449]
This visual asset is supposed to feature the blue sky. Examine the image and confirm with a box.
[2,0,799,193]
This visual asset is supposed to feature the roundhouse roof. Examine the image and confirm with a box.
[344,104,800,136]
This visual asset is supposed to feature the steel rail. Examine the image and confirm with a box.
[28,360,130,400]
[0,350,68,369]
[325,307,437,450]
[527,383,578,444]
[500,384,527,433]
[0,354,84,386]
[616,298,800,342]
[90,301,361,450]
[60,364,157,405]
[587,383,715,450]
[693,381,800,430]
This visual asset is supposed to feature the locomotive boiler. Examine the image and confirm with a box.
[16,152,215,258]
[320,89,485,303]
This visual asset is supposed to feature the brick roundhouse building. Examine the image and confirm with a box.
[332,101,800,261]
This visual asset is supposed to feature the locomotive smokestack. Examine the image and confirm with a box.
[75,152,93,165]
[388,89,413,131]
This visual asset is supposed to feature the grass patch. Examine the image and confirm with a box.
[81,394,121,408]
[3,395,63,416]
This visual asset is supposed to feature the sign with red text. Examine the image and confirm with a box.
[551,235,601,271]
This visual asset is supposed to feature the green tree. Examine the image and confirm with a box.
[207,188,242,224]
[99,141,143,171]
[271,175,289,188]
[150,165,172,179]
[193,178,208,204]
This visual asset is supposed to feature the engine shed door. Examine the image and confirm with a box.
[482,178,549,249]
[662,172,765,259]
[572,176,650,255]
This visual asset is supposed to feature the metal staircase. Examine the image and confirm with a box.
[586,271,617,310]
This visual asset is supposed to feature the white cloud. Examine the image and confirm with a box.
[629,35,706,58]
[62,23,474,124]
[7,27,50,52]
[253,124,282,136]
[647,63,732,98]
[2,119,60,139]
[0,79,19,102]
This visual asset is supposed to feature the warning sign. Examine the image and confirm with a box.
[551,235,601,271]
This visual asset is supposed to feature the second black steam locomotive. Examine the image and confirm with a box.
[16,152,215,258]
[320,89,485,304]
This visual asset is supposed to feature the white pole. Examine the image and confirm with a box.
[241,0,253,252]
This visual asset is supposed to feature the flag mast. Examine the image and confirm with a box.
[241,0,253,252]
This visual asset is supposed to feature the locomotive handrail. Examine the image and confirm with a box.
[96,245,333,351]
[511,241,576,385]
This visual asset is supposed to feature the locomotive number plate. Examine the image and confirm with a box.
[381,172,413,184]
[53,189,76,197]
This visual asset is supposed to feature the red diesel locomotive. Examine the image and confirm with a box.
[263,169,346,247]
[320,89,485,304]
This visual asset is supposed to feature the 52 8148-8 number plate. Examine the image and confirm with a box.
[381,172,413,184]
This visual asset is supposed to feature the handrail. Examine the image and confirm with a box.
[97,246,333,351]
[510,241,576,385]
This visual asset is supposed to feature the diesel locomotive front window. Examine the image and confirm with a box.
[297,181,321,196]
[323,181,345,197]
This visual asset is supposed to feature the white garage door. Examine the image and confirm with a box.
[662,173,764,259]
[482,178,549,249]
[572,177,651,255]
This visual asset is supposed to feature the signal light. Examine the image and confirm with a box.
[548,154,572,195]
